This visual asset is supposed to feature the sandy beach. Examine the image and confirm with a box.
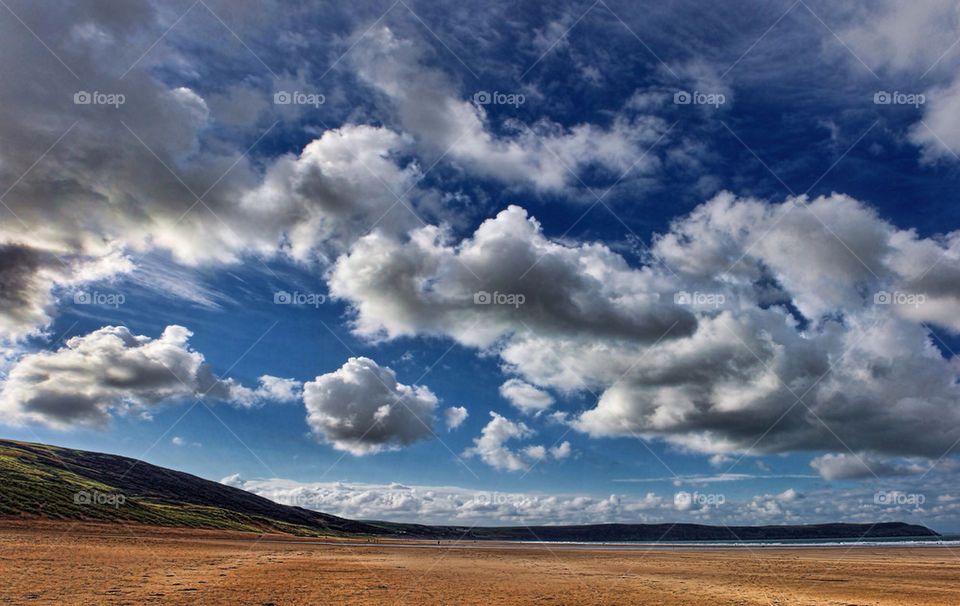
[2,522,959,605]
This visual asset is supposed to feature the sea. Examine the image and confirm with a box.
[512,535,960,549]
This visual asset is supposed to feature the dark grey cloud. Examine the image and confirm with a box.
[0,245,62,338]
[0,1,431,339]
[330,204,696,347]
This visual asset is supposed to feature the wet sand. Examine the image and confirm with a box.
[2,521,959,605]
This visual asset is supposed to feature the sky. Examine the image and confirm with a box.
[2,0,960,532]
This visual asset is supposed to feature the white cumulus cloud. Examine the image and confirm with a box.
[499,379,555,415]
[443,405,468,430]
[303,357,439,455]
[330,192,960,464]
[0,325,296,429]
[464,412,547,471]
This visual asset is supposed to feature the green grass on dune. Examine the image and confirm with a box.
[0,442,331,536]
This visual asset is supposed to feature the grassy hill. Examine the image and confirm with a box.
[0,439,940,542]
[0,439,386,536]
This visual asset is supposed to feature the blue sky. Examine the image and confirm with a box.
[2,0,960,531]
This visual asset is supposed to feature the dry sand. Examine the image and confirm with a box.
[2,521,959,605]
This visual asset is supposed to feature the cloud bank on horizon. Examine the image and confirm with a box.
[1,0,960,527]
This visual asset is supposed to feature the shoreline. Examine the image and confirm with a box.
[0,519,953,551]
